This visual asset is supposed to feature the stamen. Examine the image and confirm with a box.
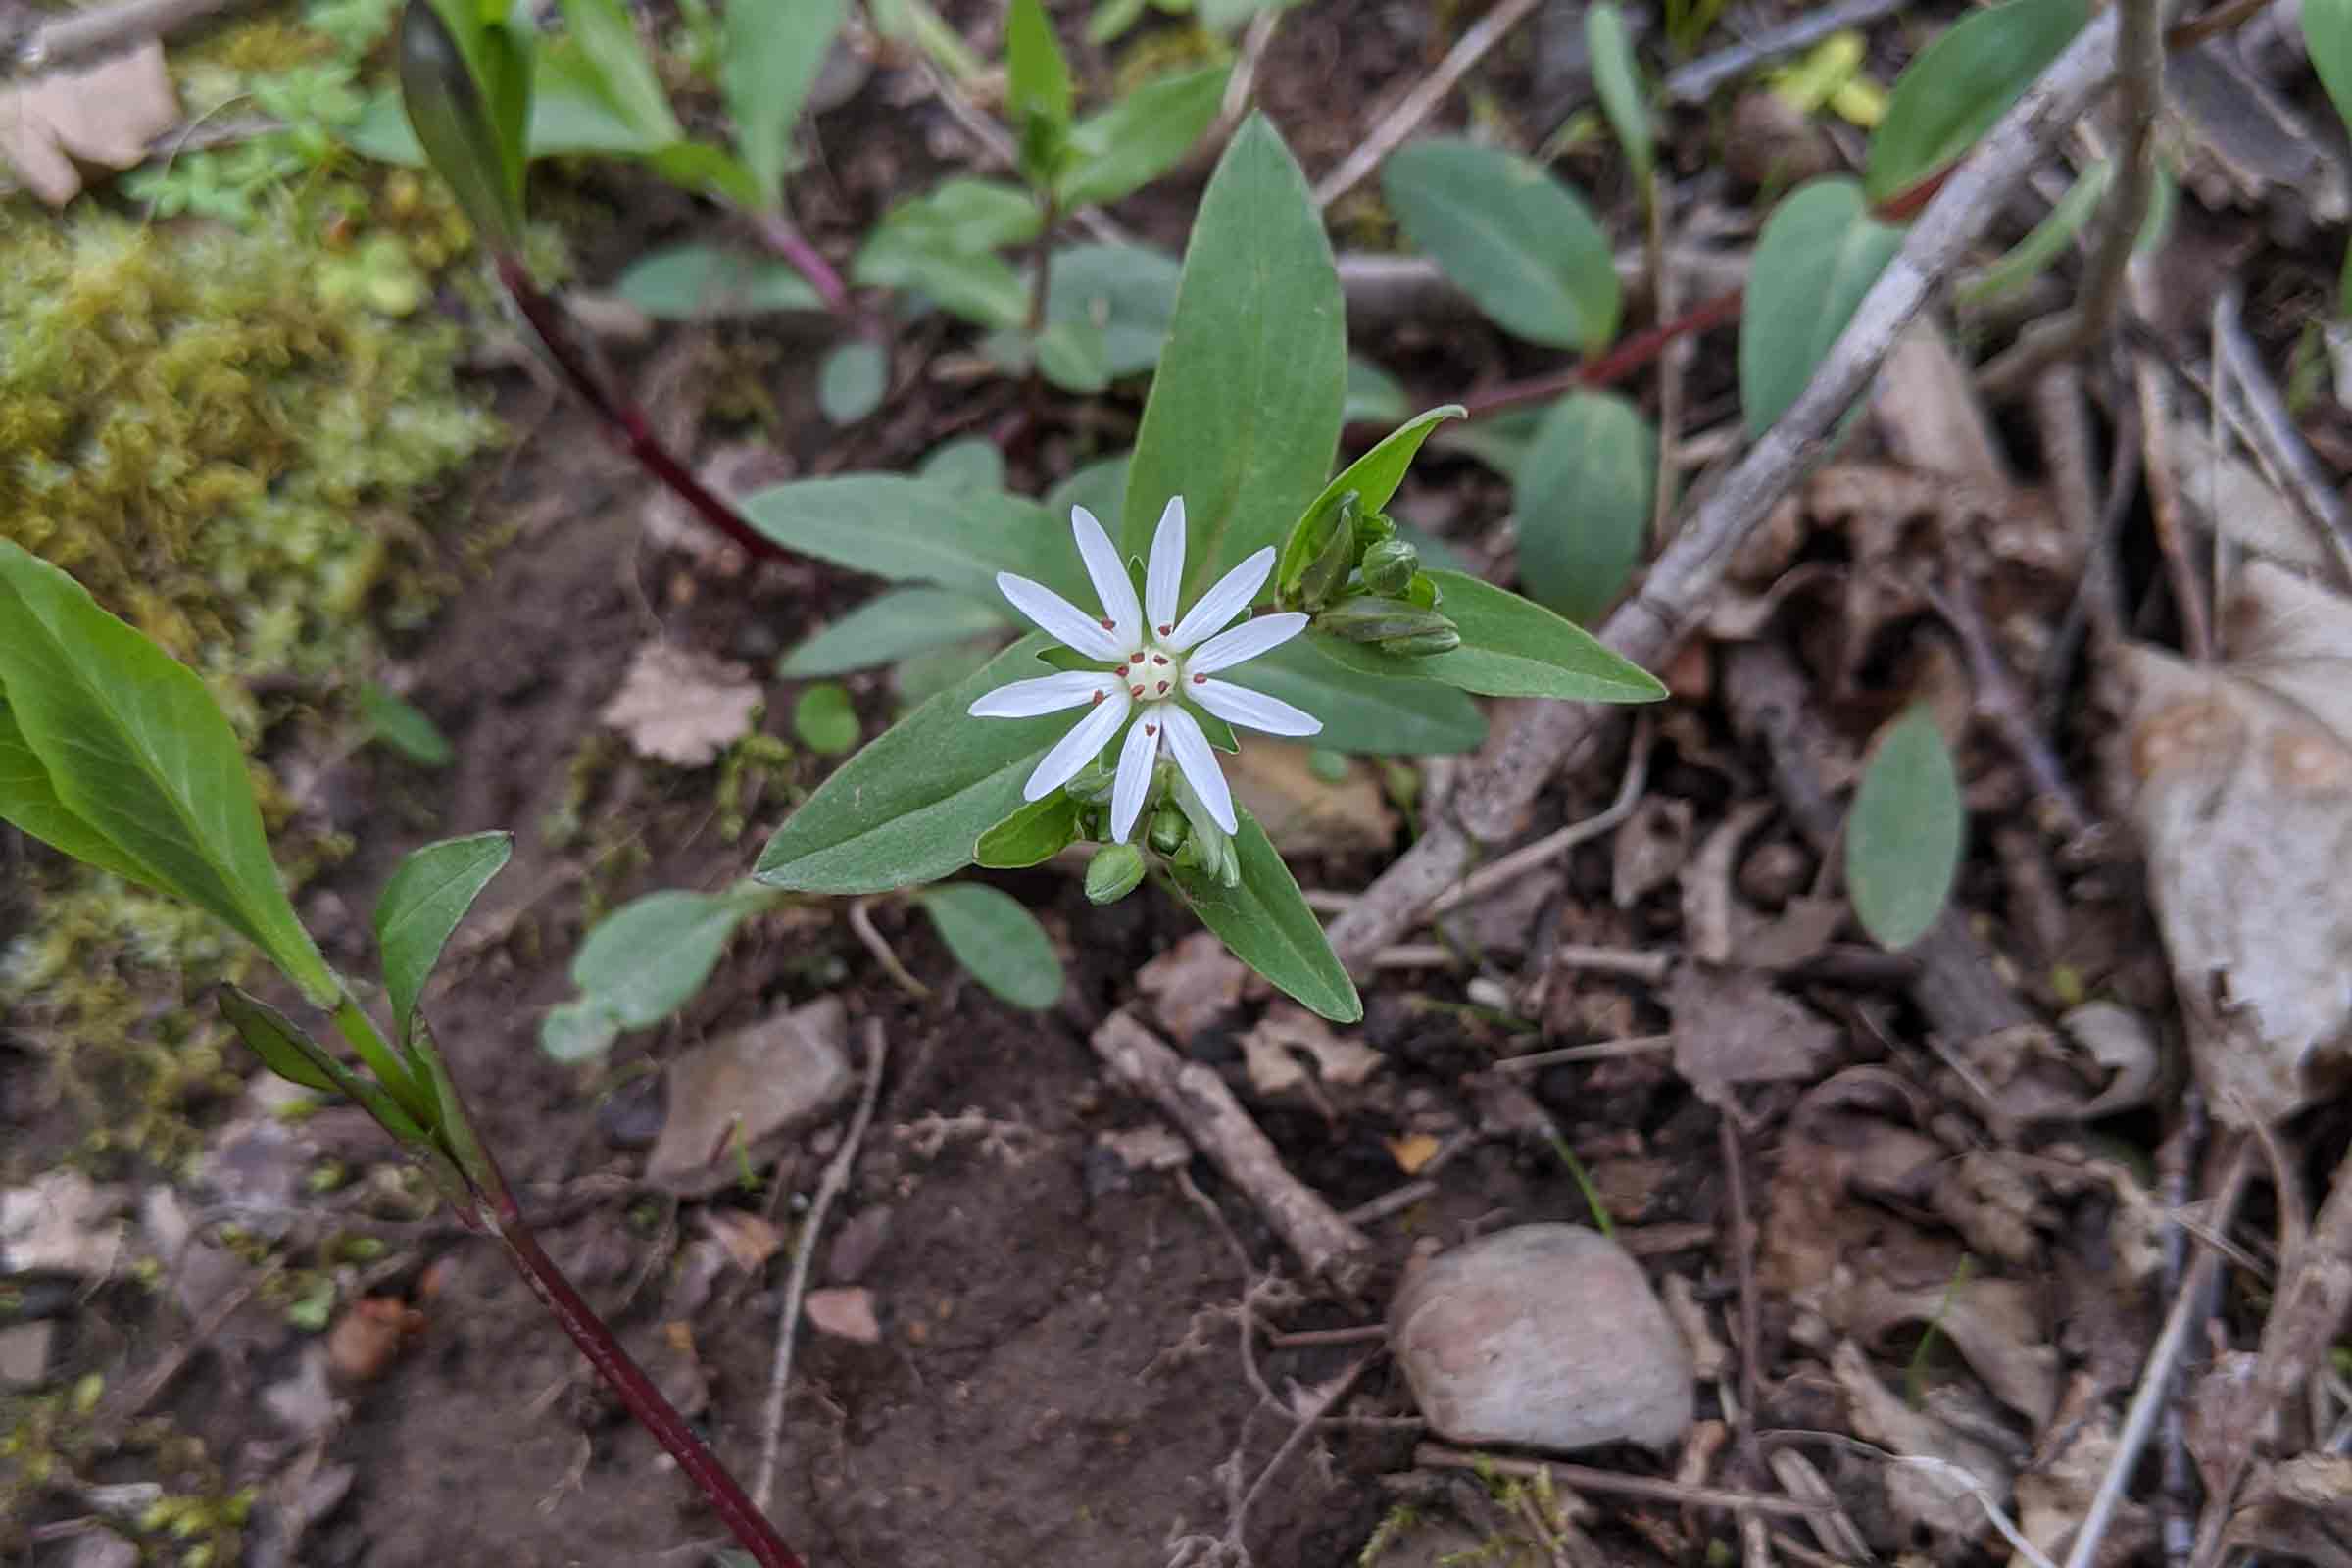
[1192,673,1206,684]
[1131,684,1146,699]
[1099,616,1115,630]
[1155,680,1170,695]
[1152,655,1168,665]
[1113,664,1128,677]
[1091,690,1105,705]
[1157,623,1172,636]
[1145,723,1156,736]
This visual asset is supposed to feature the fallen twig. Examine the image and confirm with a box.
[1309,0,1546,211]
[1414,1445,1836,1520]
[1917,569,2094,837]
[2133,353,2216,661]
[1430,713,1653,917]
[1660,0,1915,106]
[8,0,239,72]
[849,897,931,1001]
[1327,9,2125,972]
[2212,285,2352,584]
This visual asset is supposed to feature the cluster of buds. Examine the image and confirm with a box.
[1279,491,1460,657]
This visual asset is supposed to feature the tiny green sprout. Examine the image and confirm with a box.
[1086,843,1148,904]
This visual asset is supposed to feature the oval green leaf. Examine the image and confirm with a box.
[1241,634,1487,755]
[547,883,779,1059]
[1514,390,1654,623]
[374,831,513,1035]
[1169,808,1360,1023]
[781,589,1011,679]
[818,341,887,424]
[1382,137,1620,351]
[1863,0,2090,204]
[723,0,850,209]
[1739,176,1904,437]
[793,682,862,754]
[1045,244,1182,382]
[357,682,455,766]
[916,883,1064,1010]
[1844,705,1964,951]
[1055,64,1232,209]
[614,244,825,320]
[975,793,1085,868]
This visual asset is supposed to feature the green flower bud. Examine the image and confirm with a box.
[1295,492,1359,612]
[1352,507,1398,552]
[1360,538,1419,596]
[1379,625,1462,657]
[1403,571,1442,610]
[1148,806,1188,856]
[1316,596,1454,644]
[1086,843,1148,905]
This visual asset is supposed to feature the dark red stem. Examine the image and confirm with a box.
[747,210,857,318]
[493,256,789,564]
[496,1217,808,1568]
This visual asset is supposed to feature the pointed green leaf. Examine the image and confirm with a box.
[916,883,1064,1009]
[1123,114,1345,600]
[643,140,766,207]
[1587,2,1653,183]
[1170,808,1360,1022]
[0,697,162,886]
[560,0,682,146]
[740,476,1090,603]
[1845,706,1964,951]
[1413,571,1665,701]
[1054,64,1231,208]
[1957,159,2112,306]
[357,683,455,767]
[216,986,342,1095]
[0,542,336,1004]
[1006,0,1074,134]
[722,0,850,209]
[975,793,1086,867]
[1514,391,1654,623]
[1740,176,1903,436]
[1864,0,2090,203]
[614,244,824,320]
[1242,634,1486,754]
[1047,453,1132,535]
[780,588,1010,677]
[527,38,666,153]
[1278,404,1466,594]
[399,0,532,253]
[374,831,513,1036]
[756,636,1076,892]
[1382,137,1620,351]
[1345,357,1407,425]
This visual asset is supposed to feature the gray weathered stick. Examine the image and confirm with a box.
[1327,7,2125,973]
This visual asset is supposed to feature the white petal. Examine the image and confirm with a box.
[1165,546,1275,651]
[1109,713,1161,843]
[968,669,1119,719]
[997,571,1123,660]
[1022,688,1132,800]
[1160,706,1235,834]
[1071,506,1142,644]
[1145,496,1187,635]
[1184,611,1309,675]
[1191,678,1322,737]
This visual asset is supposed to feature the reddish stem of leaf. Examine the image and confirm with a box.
[496,1217,808,1568]
[746,209,858,318]
[494,257,789,565]
[1420,285,1746,429]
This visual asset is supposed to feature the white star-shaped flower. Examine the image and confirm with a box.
[969,498,1322,843]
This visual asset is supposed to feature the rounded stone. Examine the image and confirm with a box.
[1390,1223,1694,1452]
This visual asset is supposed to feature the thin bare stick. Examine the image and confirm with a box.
[1552,945,1674,982]
[917,60,1131,246]
[1309,0,1545,210]
[9,0,237,71]
[1661,0,1913,105]
[2212,285,2352,583]
[1269,1324,1388,1348]
[2165,0,2280,51]
[1229,1351,1380,1553]
[1414,1446,1834,1520]
[849,898,930,1000]
[1430,713,1653,916]
[2064,1137,2253,1568]
[1326,9,2125,972]
[1917,570,2093,836]
[1342,1179,1437,1227]
[2134,354,2216,662]
[1977,0,2165,399]
[1217,7,1281,131]
[752,1019,887,1514]
[1491,1035,1677,1073]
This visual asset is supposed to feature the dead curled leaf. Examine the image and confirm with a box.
[599,641,763,767]
[1666,963,1843,1105]
[1832,1339,2013,1543]
[0,42,179,206]
[1239,1004,1383,1097]
[1136,931,1246,1041]
[2223,1454,2352,1568]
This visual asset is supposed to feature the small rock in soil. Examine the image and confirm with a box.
[60,1530,139,1568]
[646,996,851,1192]
[806,1286,883,1344]
[1,1170,128,1278]
[1390,1223,1692,1452]
[0,1319,56,1387]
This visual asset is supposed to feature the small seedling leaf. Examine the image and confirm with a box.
[1845,705,1964,951]
[1739,175,1903,436]
[1513,390,1653,623]
[916,883,1064,1009]
[1382,137,1619,351]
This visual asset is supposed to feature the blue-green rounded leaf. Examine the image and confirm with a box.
[1383,138,1620,351]
[615,244,824,320]
[1844,706,1963,951]
[916,883,1064,1009]
[1739,176,1903,437]
[1514,391,1653,624]
[793,682,862,754]
[782,590,1010,679]
[1863,0,2090,204]
[818,342,887,424]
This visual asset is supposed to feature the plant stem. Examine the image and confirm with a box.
[495,1214,808,1568]
[330,996,429,1119]
[746,208,856,318]
[492,257,789,565]
[1025,198,1057,335]
[1429,286,1744,427]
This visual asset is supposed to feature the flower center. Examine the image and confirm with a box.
[1114,643,1182,704]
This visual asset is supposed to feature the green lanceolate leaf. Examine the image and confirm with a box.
[0,542,337,1004]
[1006,0,1074,138]
[740,476,1091,603]
[1412,571,1665,702]
[1047,453,1132,534]
[780,588,1011,677]
[756,636,1074,893]
[560,0,682,147]
[1740,176,1904,437]
[542,882,780,1060]
[1170,808,1360,1023]
[1044,244,1182,383]
[1382,137,1620,352]
[853,179,1041,328]
[2309,0,2352,147]
[1055,64,1231,209]
[1864,0,2090,204]
[357,683,455,767]
[916,883,1064,1009]
[1957,159,2112,306]
[1122,115,1344,601]
[975,793,1085,868]
[614,243,825,319]
[1278,404,1466,595]
[1513,390,1654,623]
[1845,706,1964,951]
[722,0,850,209]
[374,831,513,1037]
[1242,634,1486,755]
[919,437,1008,493]
[398,0,533,253]
[217,986,429,1144]
[0,697,159,886]
[1587,1,1653,183]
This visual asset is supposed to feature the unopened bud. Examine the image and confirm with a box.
[1403,571,1442,610]
[1380,625,1461,657]
[1086,843,1148,904]
[1352,507,1397,553]
[1295,493,1358,612]
[1148,807,1188,856]
[1360,538,1418,596]
[1317,596,1453,645]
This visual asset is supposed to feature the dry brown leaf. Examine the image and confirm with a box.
[0,43,178,205]
[1612,796,1694,909]
[2223,1455,2352,1568]
[2014,1416,2152,1568]
[1224,740,1397,856]
[1239,1003,1383,1096]
[1386,1131,1442,1175]
[1667,964,1843,1102]
[1833,1340,2014,1544]
[1942,1005,2160,1126]
[699,1207,784,1272]
[0,1171,128,1278]
[1835,1274,2058,1426]
[1136,931,1246,1040]
[1871,320,2014,495]
[805,1286,882,1344]
[600,641,763,767]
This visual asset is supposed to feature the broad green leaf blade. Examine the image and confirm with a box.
[1514,391,1654,623]
[975,794,1085,867]
[1863,0,2090,203]
[374,831,513,1035]
[642,140,766,208]
[1412,571,1665,701]
[399,0,530,252]
[1242,635,1486,755]
[756,636,1073,893]
[0,542,336,1004]
[357,683,454,767]
[918,438,1007,493]
[1382,138,1619,351]
[560,0,682,147]
[916,883,1064,1009]
[1740,176,1903,437]
[1046,244,1182,379]
[552,882,779,1055]
[2310,0,2352,155]
[1844,706,1963,951]
[541,998,621,1062]
[1054,64,1231,209]
[1278,404,1466,594]
[1587,2,1653,183]
[614,244,824,320]
[528,41,671,153]
[818,341,888,423]
[722,0,850,209]
[1170,808,1360,1022]
[1123,115,1345,600]
[1957,159,2112,307]
[216,985,342,1095]
[0,697,162,886]
[853,178,1044,328]
[739,476,1090,603]
[1006,0,1074,133]
[780,588,1011,677]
